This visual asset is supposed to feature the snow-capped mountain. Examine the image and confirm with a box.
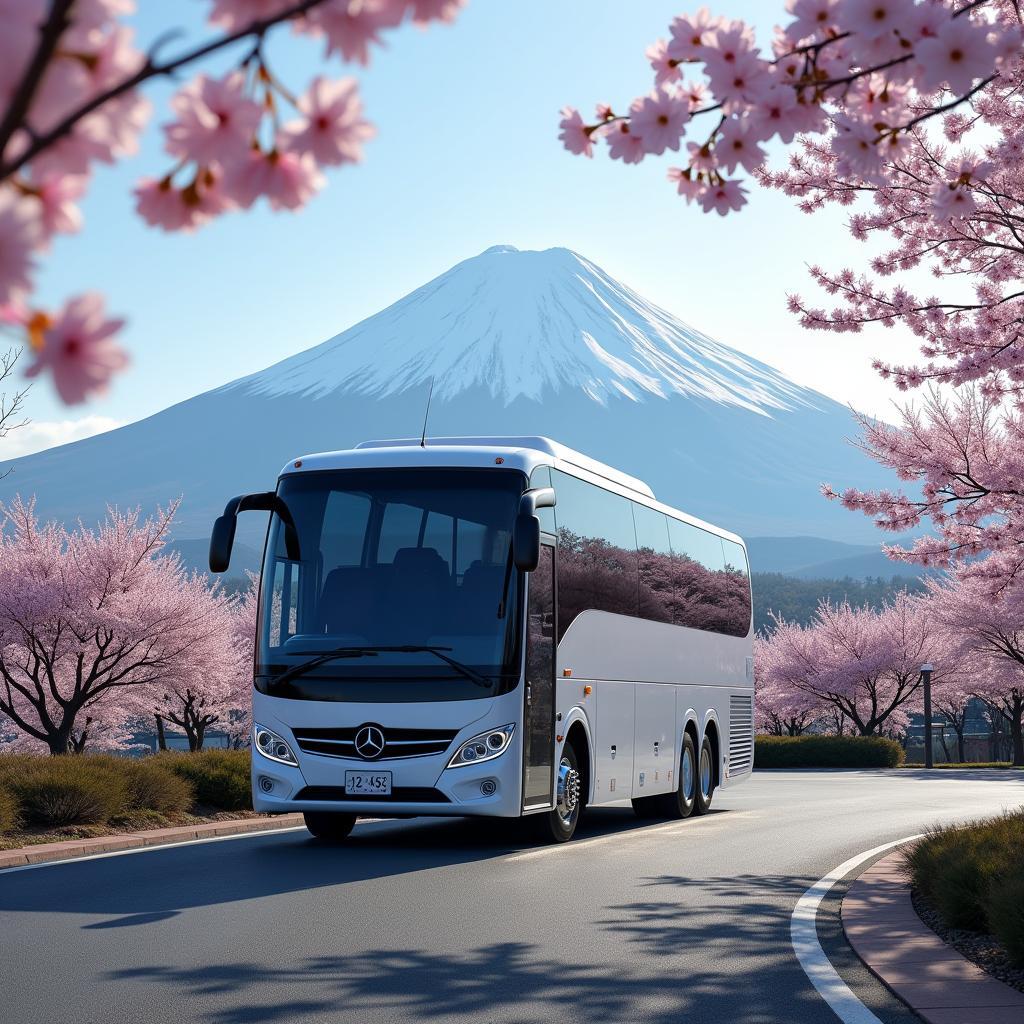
[0,245,892,547]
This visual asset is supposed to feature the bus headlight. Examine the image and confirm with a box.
[448,724,515,768]
[254,724,298,766]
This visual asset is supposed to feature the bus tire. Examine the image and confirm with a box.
[693,734,716,816]
[535,743,582,843]
[655,732,697,820]
[303,811,357,842]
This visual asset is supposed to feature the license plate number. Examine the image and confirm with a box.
[345,770,392,796]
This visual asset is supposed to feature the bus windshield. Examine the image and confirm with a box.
[255,467,526,702]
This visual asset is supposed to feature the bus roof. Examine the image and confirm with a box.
[353,436,655,499]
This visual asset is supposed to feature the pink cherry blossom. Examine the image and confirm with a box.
[667,8,720,63]
[699,178,748,215]
[558,106,595,157]
[606,121,645,164]
[646,39,682,87]
[407,0,466,26]
[23,293,128,405]
[915,16,999,96]
[304,0,405,66]
[667,166,703,203]
[784,0,838,45]
[931,181,977,222]
[831,112,884,178]
[164,72,262,166]
[834,0,912,42]
[686,139,717,173]
[134,171,231,232]
[746,84,803,143]
[628,89,690,156]
[281,76,375,166]
[207,0,299,31]
[716,118,767,175]
[0,192,41,306]
[221,147,325,210]
[31,174,87,238]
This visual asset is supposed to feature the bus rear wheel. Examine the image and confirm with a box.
[304,811,357,842]
[652,732,697,820]
[534,743,582,843]
[693,734,716,816]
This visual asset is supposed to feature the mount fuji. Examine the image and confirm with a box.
[1,245,894,551]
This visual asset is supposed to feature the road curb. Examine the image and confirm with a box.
[842,849,1024,1024]
[0,814,306,870]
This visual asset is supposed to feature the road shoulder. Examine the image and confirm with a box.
[842,850,1024,1024]
[0,814,306,870]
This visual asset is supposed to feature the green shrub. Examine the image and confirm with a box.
[0,786,18,833]
[162,749,251,811]
[123,759,193,815]
[905,809,1024,966]
[10,757,129,827]
[987,873,1024,967]
[754,735,905,768]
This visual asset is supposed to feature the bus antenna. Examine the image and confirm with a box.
[419,377,434,448]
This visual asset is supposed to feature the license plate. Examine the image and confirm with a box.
[345,770,392,796]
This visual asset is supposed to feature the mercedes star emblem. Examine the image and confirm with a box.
[354,725,385,760]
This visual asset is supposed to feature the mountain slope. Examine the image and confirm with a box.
[1,245,892,544]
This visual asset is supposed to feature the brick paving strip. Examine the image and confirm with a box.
[0,814,306,870]
[842,849,1024,1024]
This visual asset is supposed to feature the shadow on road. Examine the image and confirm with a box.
[103,871,827,1024]
[0,808,728,927]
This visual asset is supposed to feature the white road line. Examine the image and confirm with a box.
[791,834,923,1024]
[0,825,310,875]
[504,811,756,862]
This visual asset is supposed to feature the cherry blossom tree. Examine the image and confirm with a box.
[760,595,933,736]
[0,0,464,404]
[0,347,30,475]
[754,633,821,735]
[930,567,1024,764]
[0,496,233,754]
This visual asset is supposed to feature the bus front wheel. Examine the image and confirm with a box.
[304,811,357,842]
[535,743,582,843]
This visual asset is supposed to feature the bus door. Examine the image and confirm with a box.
[522,539,556,810]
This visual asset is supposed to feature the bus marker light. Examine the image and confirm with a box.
[556,734,564,743]
[293,460,302,468]
[583,685,592,696]
[563,668,573,677]
[495,457,504,464]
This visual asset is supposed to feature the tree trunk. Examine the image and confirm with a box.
[154,714,167,751]
[194,720,207,752]
[956,728,966,764]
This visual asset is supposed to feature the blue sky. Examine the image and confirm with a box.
[15,0,922,455]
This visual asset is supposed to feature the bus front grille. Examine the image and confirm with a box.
[728,694,754,775]
[292,726,459,761]
[294,786,450,803]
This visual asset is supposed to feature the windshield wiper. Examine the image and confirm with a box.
[272,645,493,690]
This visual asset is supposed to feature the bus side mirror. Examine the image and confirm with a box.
[208,492,301,573]
[513,513,541,572]
[209,512,237,573]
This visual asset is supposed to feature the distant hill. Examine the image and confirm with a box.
[746,535,923,581]
[167,538,262,578]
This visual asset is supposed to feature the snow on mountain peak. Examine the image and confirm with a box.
[235,245,818,416]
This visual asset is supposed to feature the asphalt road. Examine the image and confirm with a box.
[2,769,1023,1024]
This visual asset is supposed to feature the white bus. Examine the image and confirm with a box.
[209,437,754,843]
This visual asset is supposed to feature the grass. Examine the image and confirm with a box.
[904,809,1024,967]
[755,734,905,768]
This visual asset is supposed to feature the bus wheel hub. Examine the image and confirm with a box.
[557,759,580,816]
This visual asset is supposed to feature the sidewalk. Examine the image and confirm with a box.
[842,850,1024,1024]
[0,814,306,870]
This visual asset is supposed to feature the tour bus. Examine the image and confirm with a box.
[209,436,754,843]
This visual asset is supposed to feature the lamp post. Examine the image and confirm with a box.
[920,663,934,770]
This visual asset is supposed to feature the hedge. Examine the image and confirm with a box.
[159,749,252,811]
[0,749,252,831]
[904,810,1024,967]
[755,734,906,769]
